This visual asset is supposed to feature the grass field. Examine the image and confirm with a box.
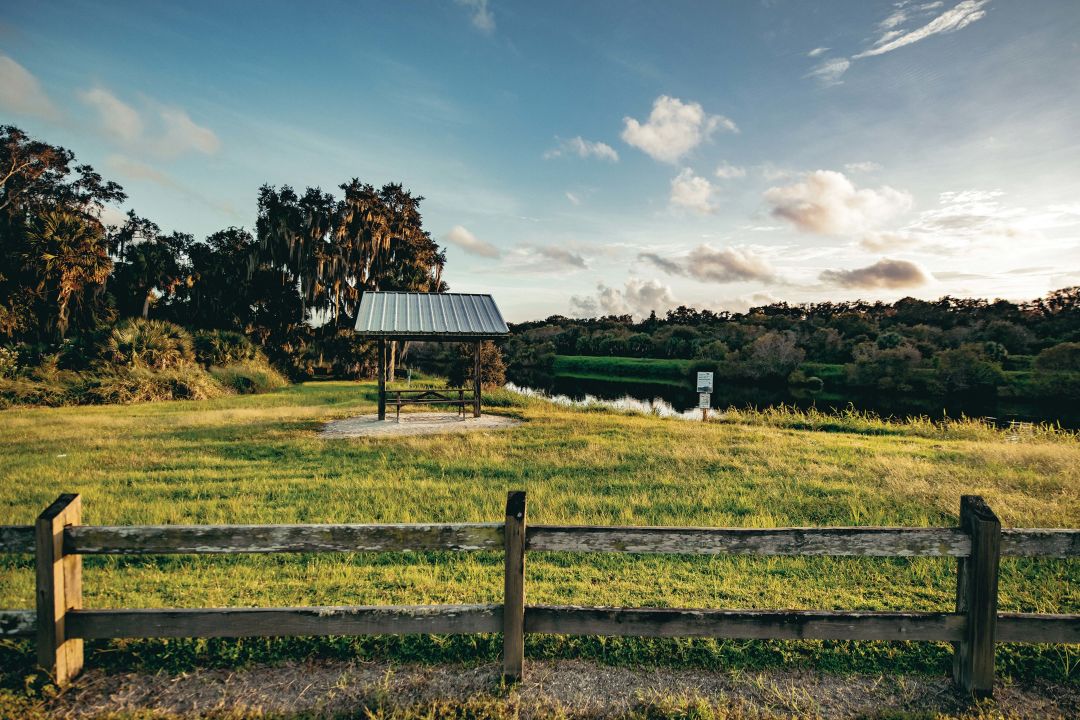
[0,381,1077,691]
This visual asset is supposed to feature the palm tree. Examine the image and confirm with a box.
[25,210,112,337]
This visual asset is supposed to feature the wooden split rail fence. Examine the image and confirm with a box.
[1,492,1078,698]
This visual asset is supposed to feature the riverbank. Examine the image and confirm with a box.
[536,355,1080,427]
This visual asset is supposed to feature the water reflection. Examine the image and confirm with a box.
[505,371,1079,428]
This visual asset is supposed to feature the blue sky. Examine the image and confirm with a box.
[2,0,1079,321]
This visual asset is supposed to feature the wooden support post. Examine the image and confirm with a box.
[473,341,482,418]
[36,494,83,686]
[502,490,526,682]
[377,338,386,421]
[953,495,1001,698]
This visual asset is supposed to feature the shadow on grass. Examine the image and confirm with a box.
[1,634,1073,692]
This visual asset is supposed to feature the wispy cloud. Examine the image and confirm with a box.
[79,86,220,158]
[805,57,851,86]
[854,0,990,59]
[456,0,495,33]
[622,95,737,164]
[806,2,991,86]
[544,136,619,162]
[0,54,58,120]
[715,161,747,179]
[502,245,587,272]
[444,225,501,258]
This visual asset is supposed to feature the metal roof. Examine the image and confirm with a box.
[354,292,509,337]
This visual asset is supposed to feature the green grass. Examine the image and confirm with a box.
[0,381,1077,687]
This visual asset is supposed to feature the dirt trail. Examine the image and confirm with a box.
[45,659,1079,719]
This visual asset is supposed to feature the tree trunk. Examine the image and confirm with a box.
[141,292,152,319]
[387,341,397,382]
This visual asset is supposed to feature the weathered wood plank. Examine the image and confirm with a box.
[64,523,504,555]
[996,613,1080,644]
[36,494,83,686]
[0,609,35,637]
[1001,529,1080,557]
[66,604,502,639]
[502,491,526,681]
[524,606,964,641]
[0,525,34,554]
[952,495,1000,698]
[527,526,972,556]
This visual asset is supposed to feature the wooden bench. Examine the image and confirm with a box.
[389,388,475,421]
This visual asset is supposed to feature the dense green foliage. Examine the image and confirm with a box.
[0,125,455,402]
[505,292,1080,404]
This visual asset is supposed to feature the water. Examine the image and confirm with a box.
[506,371,1080,429]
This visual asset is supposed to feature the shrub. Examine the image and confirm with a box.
[193,329,260,367]
[0,346,18,378]
[107,318,194,369]
[210,360,289,394]
[1034,342,1080,372]
[85,365,227,404]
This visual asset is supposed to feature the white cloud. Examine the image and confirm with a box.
[544,136,618,162]
[160,108,220,155]
[764,170,912,236]
[715,162,747,179]
[444,225,500,258]
[621,95,737,164]
[820,258,931,289]
[565,192,581,206]
[571,278,676,318]
[79,86,220,158]
[686,245,776,283]
[669,168,715,214]
[80,87,143,143]
[0,54,58,120]
[805,2,989,87]
[505,245,587,272]
[859,230,921,252]
[855,0,990,59]
[806,57,851,86]
[638,245,776,284]
[844,161,882,173]
[456,0,494,33]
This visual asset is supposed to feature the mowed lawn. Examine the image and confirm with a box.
[0,381,1077,680]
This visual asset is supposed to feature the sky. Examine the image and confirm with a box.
[2,0,1079,322]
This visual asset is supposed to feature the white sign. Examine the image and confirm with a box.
[698,392,711,409]
[696,371,714,393]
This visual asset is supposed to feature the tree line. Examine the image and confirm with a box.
[0,125,446,384]
[505,291,1080,401]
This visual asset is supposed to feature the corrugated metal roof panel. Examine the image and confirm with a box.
[354,292,509,336]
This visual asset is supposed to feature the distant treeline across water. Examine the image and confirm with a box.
[502,291,1080,429]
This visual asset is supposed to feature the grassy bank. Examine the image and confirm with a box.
[552,355,691,384]
[0,381,1077,690]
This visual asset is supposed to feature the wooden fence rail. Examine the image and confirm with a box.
[0,493,1077,698]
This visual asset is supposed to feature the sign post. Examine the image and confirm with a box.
[696,372,714,421]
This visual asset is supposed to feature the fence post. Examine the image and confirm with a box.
[36,493,83,686]
[502,490,526,682]
[377,339,386,421]
[952,495,1001,698]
